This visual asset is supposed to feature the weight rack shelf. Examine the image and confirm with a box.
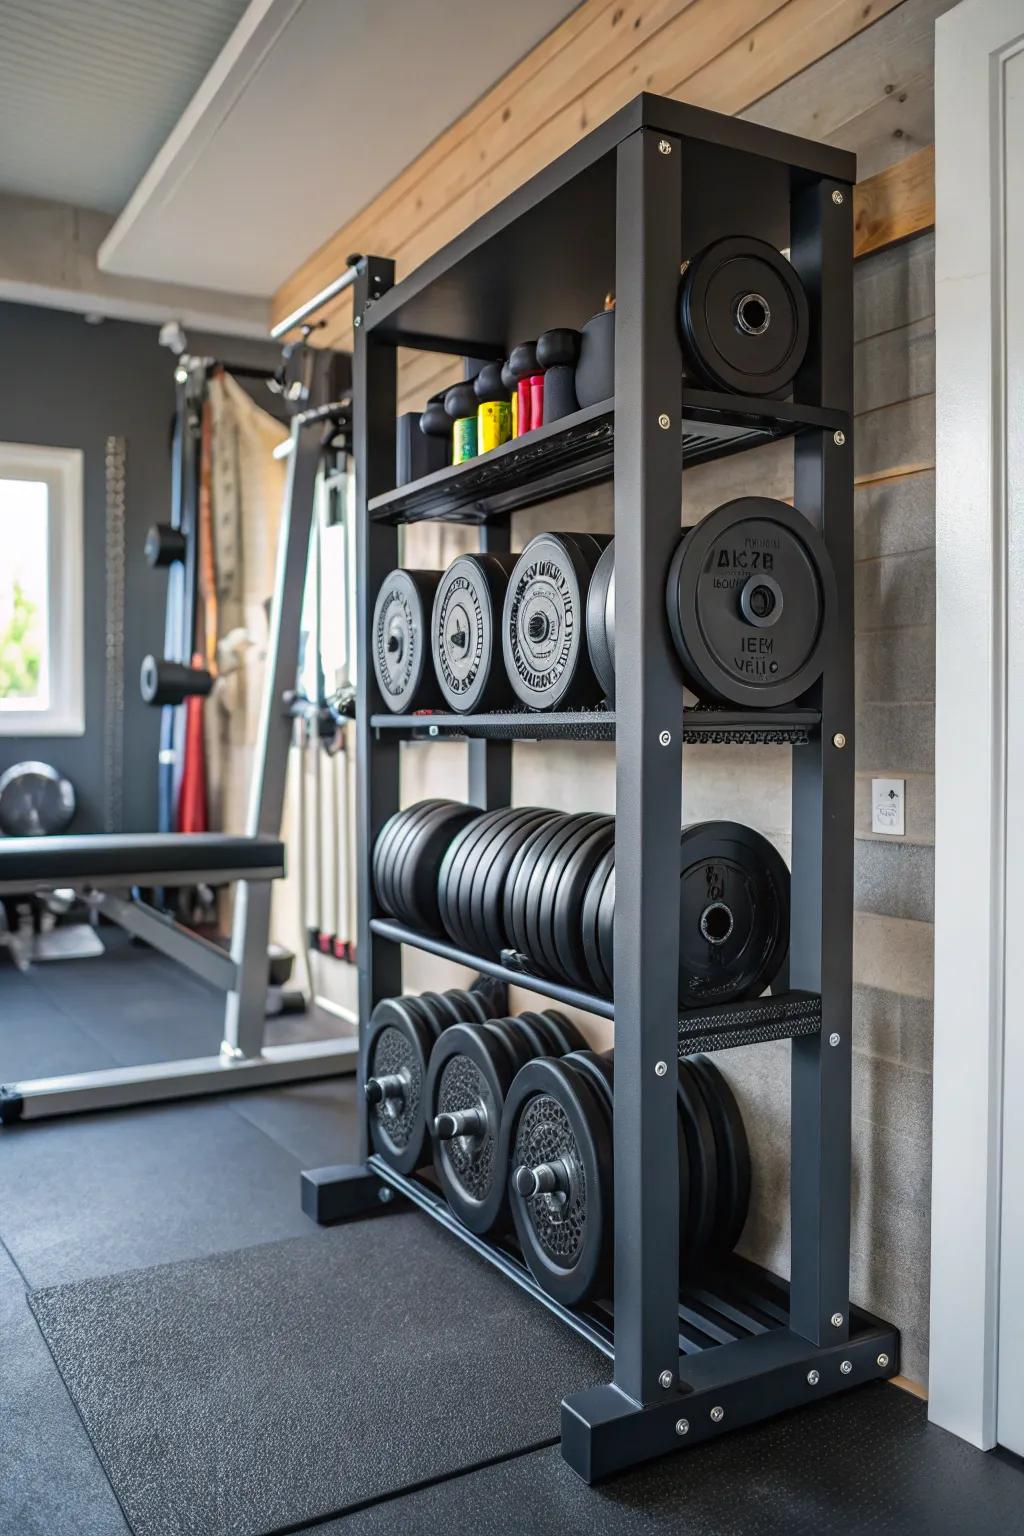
[302,91,900,1488]
[370,707,821,745]
[370,915,822,1051]
[369,394,847,526]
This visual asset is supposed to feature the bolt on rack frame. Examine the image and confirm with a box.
[302,92,899,1483]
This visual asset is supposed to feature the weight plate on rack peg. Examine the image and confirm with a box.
[372,568,444,713]
[678,235,810,397]
[432,553,519,713]
[502,533,603,711]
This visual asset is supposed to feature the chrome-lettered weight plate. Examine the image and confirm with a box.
[372,568,443,712]
[502,533,602,710]
[679,235,810,397]
[432,553,518,713]
[667,498,836,708]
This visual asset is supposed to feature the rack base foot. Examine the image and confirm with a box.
[300,1163,403,1225]
[561,1319,899,1483]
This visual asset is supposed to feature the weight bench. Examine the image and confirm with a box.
[0,832,358,1124]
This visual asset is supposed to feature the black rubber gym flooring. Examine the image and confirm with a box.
[2,933,1023,1536]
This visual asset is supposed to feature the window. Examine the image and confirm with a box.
[0,443,84,736]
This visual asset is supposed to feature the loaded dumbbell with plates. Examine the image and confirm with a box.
[140,656,213,707]
[372,568,445,713]
[502,1050,748,1305]
[431,552,519,713]
[586,499,836,709]
[423,1011,586,1233]
[536,328,580,424]
[372,799,483,932]
[502,532,609,711]
[364,987,492,1173]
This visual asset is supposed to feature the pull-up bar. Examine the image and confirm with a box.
[270,255,365,340]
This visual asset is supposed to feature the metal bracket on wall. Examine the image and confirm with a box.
[104,435,126,833]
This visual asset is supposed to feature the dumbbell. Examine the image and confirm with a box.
[506,343,542,437]
[536,328,581,424]
[365,987,493,1173]
[502,1050,749,1305]
[444,380,480,465]
[372,799,484,933]
[474,362,513,453]
[423,1011,587,1233]
[586,499,836,709]
[140,656,213,707]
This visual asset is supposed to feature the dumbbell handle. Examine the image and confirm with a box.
[514,1159,569,1198]
[365,1073,406,1107]
[434,1107,486,1140]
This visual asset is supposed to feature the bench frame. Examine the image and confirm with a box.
[1,361,359,1123]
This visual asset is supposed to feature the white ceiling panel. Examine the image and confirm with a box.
[0,0,252,212]
[98,0,579,297]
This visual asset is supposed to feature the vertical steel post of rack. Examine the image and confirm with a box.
[468,516,513,811]
[353,256,402,1162]
[787,172,855,1345]
[609,127,686,1406]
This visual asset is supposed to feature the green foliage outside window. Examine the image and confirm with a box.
[0,580,42,700]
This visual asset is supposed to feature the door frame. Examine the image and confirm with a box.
[931,0,1024,1450]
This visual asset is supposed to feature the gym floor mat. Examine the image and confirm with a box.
[28,1209,606,1536]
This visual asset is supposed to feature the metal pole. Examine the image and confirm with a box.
[270,260,365,340]
[468,517,513,811]
[611,127,685,1406]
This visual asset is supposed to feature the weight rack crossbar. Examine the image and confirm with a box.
[369,707,822,745]
[303,92,899,1484]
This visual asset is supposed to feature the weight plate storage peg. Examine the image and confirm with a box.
[665,498,837,708]
[678,235,810,397]
[372,568,445,713]
[424,1012,584,1234]
[431,552,519,713]
[502,533,604,710]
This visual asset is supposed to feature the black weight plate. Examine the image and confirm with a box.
[585,539,616,704]
[666,497,836,708]
[502,1057,613,1306]
[565,1049,614,1110]
[581,844,614,998]
[503,813,571,962]
[454,987,492,1025]
[689,1055,751,1252]
[398,802,482,932]
[432,552,519,713]
[460,806,542,958]
[440,988,485,1025]
[596,850,616,992]
[502,533,601,710]
[516,1012,565,1057]
[454,806,531,957]
[484,1020,534,1077]
[479,809,558,959]
[435,989,472,1026]
[416,991,455,1039]
[381,800,449,920]
[571,531,612,567]
[438,807,510,950]
[372,568,444,712]
[550,818,616,989]
[373,801,437,914]
[537,1010,588,1056]
[524,814,605,980]
[534,815,612,982]
[506,1013,554,1061]
[425,1024,511,1233]
[679,236,810,398]
[675,1060,718,1257]
[365,996,437,1173]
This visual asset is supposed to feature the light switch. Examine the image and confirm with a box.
[871,777,906,836]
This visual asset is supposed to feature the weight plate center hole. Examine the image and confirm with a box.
[700,901,735,946]
[528,612,551,643]
[736,292,771,336]
[739,572,784,631]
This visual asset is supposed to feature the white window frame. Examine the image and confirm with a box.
[0,441,85,736]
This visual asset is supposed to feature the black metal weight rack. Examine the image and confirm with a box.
[303,92,899,1483]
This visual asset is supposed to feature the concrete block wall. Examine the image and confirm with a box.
[391,229,936,1386]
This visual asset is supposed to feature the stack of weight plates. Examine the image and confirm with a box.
[365,987,496,1174]
[437,805,560,959]
[501,1050,749,1304]
[372,799,483,933]
[502,532,611,710]
[423,1010,587,1234]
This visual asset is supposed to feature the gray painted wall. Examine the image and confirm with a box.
[0,301,279,833]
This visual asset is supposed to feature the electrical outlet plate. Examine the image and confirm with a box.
[871,777,906,835]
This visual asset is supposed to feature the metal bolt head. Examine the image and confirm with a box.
[675,1418,689,1436]
[877,1353,890,1369]
[655,1060,668,1078]
[832,189,844,205]
[659,1370,673,1390]
[833,732,847,749]
[378,1186,394,1204]
[659,730,671,746]
[710,1405,725,1424]
[658,139,672,155]
[831,1312,844,1327]
[833,429,846,446]
[829,1033,841,1048]
[807,1369,820,1386]
[840,1359,853,1375]
[353,314,362,328]
[658,412,671,430]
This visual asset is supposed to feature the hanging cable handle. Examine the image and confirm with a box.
[270,254,366,340]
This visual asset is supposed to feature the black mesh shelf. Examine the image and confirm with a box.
[371,707,820,746]
[368,394,846,526]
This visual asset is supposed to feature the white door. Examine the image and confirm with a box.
[932,0,1024,1456]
